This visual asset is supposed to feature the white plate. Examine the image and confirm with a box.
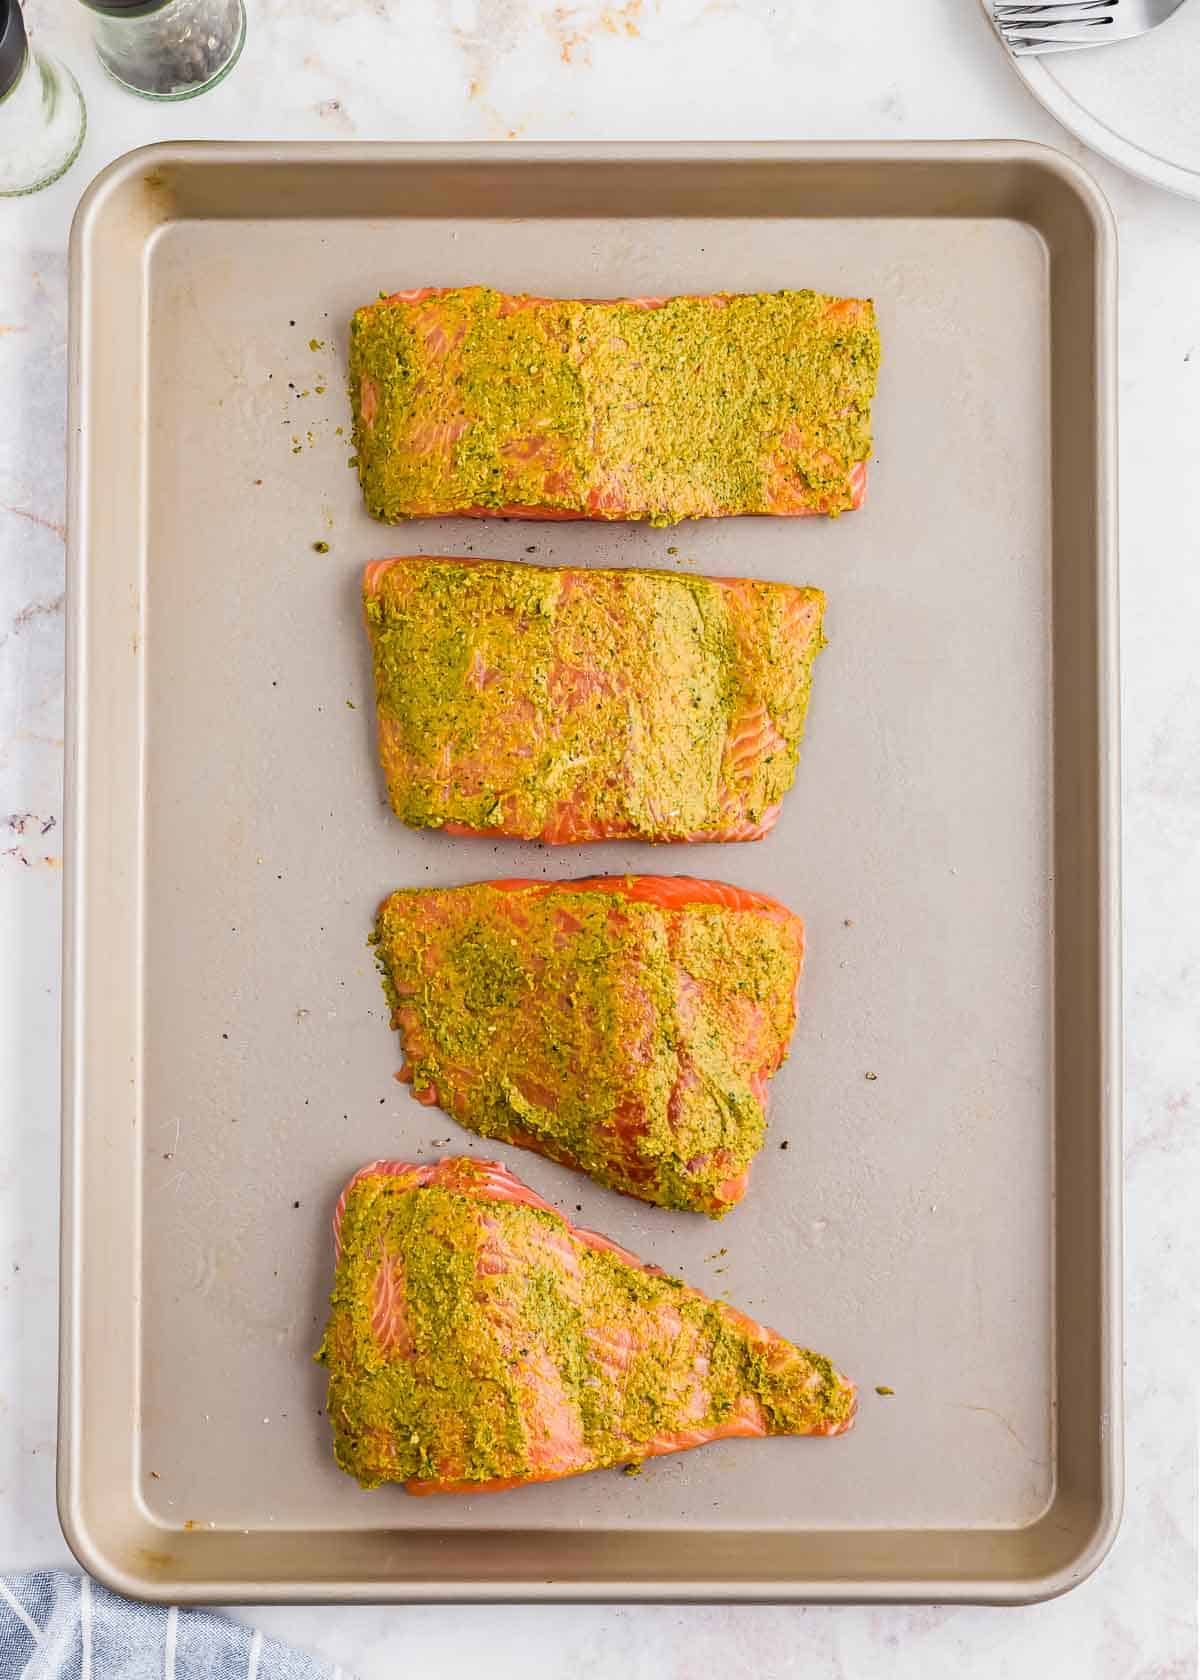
[981,0,1200,199]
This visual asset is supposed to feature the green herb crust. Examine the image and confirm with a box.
[350,286,880,524]
[363,556,825,845]
[373,877,805,1216]
[317,1161,856,1491]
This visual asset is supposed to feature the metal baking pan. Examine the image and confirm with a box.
[61,141,1120,1603]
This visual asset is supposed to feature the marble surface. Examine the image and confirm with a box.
[1,0,1197,1673]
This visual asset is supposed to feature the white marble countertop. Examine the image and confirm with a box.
[2,1,1197,1673]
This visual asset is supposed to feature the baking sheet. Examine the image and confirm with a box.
[61,142,1121,1602]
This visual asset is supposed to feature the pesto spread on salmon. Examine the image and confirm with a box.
[363,556,825,845]
[318,1158,856,1492]
[350,286,880,524]
[372,876,805,1217]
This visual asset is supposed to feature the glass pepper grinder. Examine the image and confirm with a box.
[0,0,86,197]
[82,0,246,101]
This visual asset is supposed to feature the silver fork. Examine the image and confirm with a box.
[992,0,1191,55]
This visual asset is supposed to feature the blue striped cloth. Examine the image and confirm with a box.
[0,1575,347,1680]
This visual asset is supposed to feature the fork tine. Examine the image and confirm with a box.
[992,0,1112,11]
[988,18,1109,30]
[993,2,1116,21]
[988,16,1109,32]
[994,7,1109,16]
[996,6,1114,20]
[1006,32,1121,50]
[998,23,1118,47]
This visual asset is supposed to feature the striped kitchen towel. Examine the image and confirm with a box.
[0,1574,348,1680]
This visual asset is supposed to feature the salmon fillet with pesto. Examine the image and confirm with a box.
[350,286,880,525]
[318,1156,856,1494]
[364,556,825,844]
[374,875,805,1217]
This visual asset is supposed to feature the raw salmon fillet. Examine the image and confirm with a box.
[364,556,825,844]
[374,875,805,1217]
[318,1156,856,1494]
[350,286,880,525]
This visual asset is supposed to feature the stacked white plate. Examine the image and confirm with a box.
[981,0,1200,199]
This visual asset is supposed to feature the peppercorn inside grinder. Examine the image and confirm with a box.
[81,0,245,100]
